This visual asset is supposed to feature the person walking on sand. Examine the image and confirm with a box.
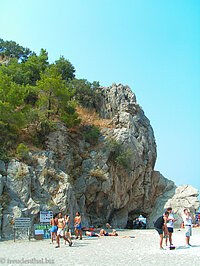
[56,212,72,248]
[165,207,176,247]
[50,214,58,244]
[74,212,82,240]
[64,214,72,245]
[154,211,169,249]
[183,209,193,247]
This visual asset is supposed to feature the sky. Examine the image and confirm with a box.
[1,0,200,196]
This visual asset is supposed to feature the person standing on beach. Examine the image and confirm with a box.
[183,209,193,247]
[64,214,72,245]
[74,212,82,240]
[56,212,72,248]
[154,211,169,249]
[197,212,200,226]
[165,207,176,247]
[50,214,58,244]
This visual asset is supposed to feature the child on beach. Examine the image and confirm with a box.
[74,212,82,240]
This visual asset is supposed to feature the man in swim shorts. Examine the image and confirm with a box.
[74,212,82,240]
[50,214,58,244]
[56,212,72,248]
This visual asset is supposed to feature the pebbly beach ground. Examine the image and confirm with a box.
[0,228,200,266]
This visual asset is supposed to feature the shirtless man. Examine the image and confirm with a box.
[74,212,82,240]
[56,212,72,248]
[50,214,58,244]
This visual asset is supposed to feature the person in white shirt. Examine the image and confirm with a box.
[183,208,193,247]
[165,207,176,247]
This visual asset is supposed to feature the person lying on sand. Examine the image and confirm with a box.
[100,229,118,236]
[82,227,100,231]
[85,231,100,237]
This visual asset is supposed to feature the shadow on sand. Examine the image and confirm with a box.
[175,245,200,250]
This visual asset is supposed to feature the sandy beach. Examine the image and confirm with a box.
[0,228,200,266]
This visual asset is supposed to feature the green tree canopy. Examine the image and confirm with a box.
[54,56,75,81]
[36,65,80,126]
[68,79,101,109]
[0,38,33,62]
[0,48,49,85]
[0,72,30,131]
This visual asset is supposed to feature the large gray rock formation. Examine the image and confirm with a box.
[164,185,199,226]
[44,83,157,227]
[147,171,177,227]
[0,83,199,239]
[147,172,199,228]
[0,156,80,239]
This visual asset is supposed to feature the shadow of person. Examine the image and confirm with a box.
[175,245,200,250]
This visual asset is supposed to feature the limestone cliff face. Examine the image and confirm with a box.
[0,83,199,238]
[148,173,199,228]
[44,83,158,227]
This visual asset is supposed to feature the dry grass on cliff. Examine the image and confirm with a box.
[13,106,114,150]
[75,106,114,130]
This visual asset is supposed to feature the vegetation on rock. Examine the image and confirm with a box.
[106,137,133,169]
[16,143,29,160]
[0,38,101,160]
[83,125,100,144]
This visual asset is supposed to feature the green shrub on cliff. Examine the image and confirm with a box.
[16,143,29,160]
[83,125,100,144]
[106,137,133,169]
[67,79,101,110]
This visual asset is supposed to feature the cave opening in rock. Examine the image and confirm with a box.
[126,211,147,229]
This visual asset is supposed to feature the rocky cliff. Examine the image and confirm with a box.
[0,83,199,239]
